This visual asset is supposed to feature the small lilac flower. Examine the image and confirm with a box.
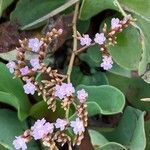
[80,34,92,46]
[55,118,68,131]
[20,66,29,76]
[62,83,75,97]
[28,38,43,52]
[123,14,132,24]
[100,55,113,70]
[6,61,16,73]
[31,118,54,140]
[94,33,106,45]
[54,83,75,99]
[70,118,85,135]
[23,80,36,95]
[77,89,88,103]
[111,18,121,29]
[58,28,63,34]
[54,84,66,99]
[13,136,27,150]
[30,58,41,71]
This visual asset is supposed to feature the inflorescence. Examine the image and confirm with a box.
[6,15,133,150]
[77,15,133,70]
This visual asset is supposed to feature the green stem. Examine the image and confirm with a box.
[114,0,127,16]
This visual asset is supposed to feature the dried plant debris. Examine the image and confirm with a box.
[0,22,32,52]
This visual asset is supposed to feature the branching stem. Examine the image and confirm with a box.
[66,2,79,120]
[67,2,79,83]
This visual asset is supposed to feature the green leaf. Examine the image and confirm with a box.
[30,100,65,120]
[79,40,133,78]
[77,20,90,34]
[71,67,108,87]
[30,100,75,121]
[114,1,150,80]
[0,63,31,120]
[104,106,146,150]
[79,45,101,69]
[10,0,67,29]
[89,130,127,150]
[145,120,150,150]
[79,0,117,20]
[109,26,142,70]
[106,72,150,111]
[0,0,13,17]
[109,62,132,78]
[136,15,150,79]
[77,85,125,116]
[0,109,40,150]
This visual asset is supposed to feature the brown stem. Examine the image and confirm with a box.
[75,43,96,55]
[65,1,79,122]
[66,2,79,83]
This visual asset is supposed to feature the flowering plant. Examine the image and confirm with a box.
[0,0,150,150]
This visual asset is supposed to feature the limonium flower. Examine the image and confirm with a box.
[100,55,113,70]
[6,61,16,73]
[28,38,43,52]
[23,80,36,95]
[63,83,75,97]
[70,118,85,135]
[54,83,75,99]
[111,18,121,29]
[31,118,54,140]
[123,14,132,24]
[13,136,27,150]
[54,84,66,99]
[94,33,106,45]
[77,89,88,103]
[20,66,29,76]
[80,34,92,46]
[30,58,41,71]
[55,118,68,131]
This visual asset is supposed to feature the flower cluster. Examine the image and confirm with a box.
[8,15,133,150]
[54,83,75,99]
[7,31,89,148]
[6,28,66,100]
[28,38,43,52]
[77,15,133,71]
[13,117,85,150]
[12,83,88,149]
[100,55,113,70]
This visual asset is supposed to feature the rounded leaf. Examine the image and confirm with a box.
[77,85,125,115]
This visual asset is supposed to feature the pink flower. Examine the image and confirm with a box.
[13,136,27,150]
[54,84,66,99]
[100,55,113,70]
[28,38,43,52]
[70,118,85,135]
[55,118,68,131]
[6,61,16,73]
[77,89,88,103]
[54,83,75,99]
[94,33,106,45]
[23,80,36,95]
[31,118,54,140]
[20,66,29,76]
[80,34,92,46]
[58,29,63,34]
[123,14,132,24]
[62,83,75,97]
[111,18,121,29]
[30,58,41,71]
